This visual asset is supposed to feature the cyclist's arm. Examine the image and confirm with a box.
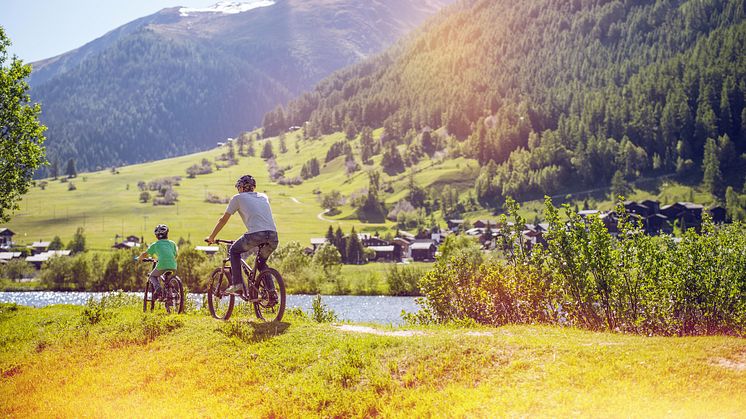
[136,251,149,262]
[207,212,232,243]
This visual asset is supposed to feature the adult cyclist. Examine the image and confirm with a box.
[206,175,279,301]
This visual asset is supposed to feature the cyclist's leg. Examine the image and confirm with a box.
[257,231,279,291]
[229,234,253,286]
[148,268,163,296]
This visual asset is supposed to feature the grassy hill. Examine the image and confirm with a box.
[7,130,477,250]
[1,301,745,416]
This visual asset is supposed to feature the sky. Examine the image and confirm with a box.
[1,0,218,63]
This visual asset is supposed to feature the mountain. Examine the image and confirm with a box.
[270,0,746,205]
[30,0,454,172]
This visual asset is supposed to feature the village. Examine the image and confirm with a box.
[0,199,729,273]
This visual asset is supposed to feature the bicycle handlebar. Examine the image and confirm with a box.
[206,239,234,245]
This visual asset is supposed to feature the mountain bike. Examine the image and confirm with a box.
[141,258,185,314]
[207,239,286,322]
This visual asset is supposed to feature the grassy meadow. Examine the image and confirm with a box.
[1,301,745,417]
[7,131,478,250]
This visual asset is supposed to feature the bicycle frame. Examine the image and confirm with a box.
[214,239,265,302]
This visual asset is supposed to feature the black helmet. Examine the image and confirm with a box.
[235,174,256,191]
[154,224,169,239]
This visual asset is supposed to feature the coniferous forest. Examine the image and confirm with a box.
[267,0,746,205]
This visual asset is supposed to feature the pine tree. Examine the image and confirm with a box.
[325,226,335,247]
[50,159,59,179]
[610,170,631,200]
[66,158,77,178]
[261,141,275,159]
[346,227,364,265]
[334,227,347,263]
[701,137,722,196]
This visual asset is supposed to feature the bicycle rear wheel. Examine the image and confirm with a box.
[165,276,185,314]
[253,268,286,322]
[208,267,234,320]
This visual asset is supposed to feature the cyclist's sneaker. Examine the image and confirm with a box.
[267,290,279,307]
[224,284,244,295]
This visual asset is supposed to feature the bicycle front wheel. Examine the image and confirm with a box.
[253,268,286,322]
[208,267,234,320]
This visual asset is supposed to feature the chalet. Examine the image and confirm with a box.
[29,241,51,255]
[473,220,499,229]
[660,202,703,232]
[624,201,655,218]
[708,205,727,224]
[578,210,600,218]
[361,235,389,247]
[0,228,15,250]
[0,252,22,264]
[446,219,465,231]
[25,250,71,269]
[112,235,142,250]
[600,212,621,235]
[411,240,437,262]
[367,245,396,262]
[398,231,416,242]
[641,199,661,214]
[642,214,672,236]
[310,238,329,253]
[391,237,411,260]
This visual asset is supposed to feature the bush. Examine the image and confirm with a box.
[1,259,34,281]
[311,295,338,323]
[412,197,746,336]
[386,265,424,296]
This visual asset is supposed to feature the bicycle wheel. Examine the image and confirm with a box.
[208,267,234,320]
[143,281,156,312]
[165,276,185,314]
[253,268,286,322]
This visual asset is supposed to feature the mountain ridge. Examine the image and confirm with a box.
[30,0,454,173]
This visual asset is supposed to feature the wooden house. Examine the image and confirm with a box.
[411,240,437,261]
[0,228,15,250]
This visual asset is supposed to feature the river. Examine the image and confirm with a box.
[0,292,422,325]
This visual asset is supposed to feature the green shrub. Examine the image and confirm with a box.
[385,264,424,296]
[312,295,338,323]
[413,197,746,336]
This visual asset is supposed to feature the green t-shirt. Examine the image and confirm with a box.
[147,239,178,271]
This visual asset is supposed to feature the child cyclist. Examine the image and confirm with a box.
[137,224,178,299]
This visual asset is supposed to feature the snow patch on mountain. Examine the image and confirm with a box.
[179,1,275,17]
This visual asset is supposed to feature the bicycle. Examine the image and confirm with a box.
[141,258,185,314]
[206,239,286,322]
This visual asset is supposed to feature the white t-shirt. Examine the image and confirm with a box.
[225,192,277,233]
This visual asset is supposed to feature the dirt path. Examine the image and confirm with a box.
[317,209,332,222]
[290,197,302,204]
[334,324,495,338]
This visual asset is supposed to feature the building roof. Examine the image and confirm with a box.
[310,238,329,245]
[31,241,51,248]
[367,245,395,252]
[0,252,22,260]
[26,250,71,262]
[113,241,141,249]
[411,241,436,250]
[195,246,219,253]
[0,228,15,236]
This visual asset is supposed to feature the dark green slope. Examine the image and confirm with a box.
[271,0,746,204]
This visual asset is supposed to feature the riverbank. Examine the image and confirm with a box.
[1,302,745,417]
